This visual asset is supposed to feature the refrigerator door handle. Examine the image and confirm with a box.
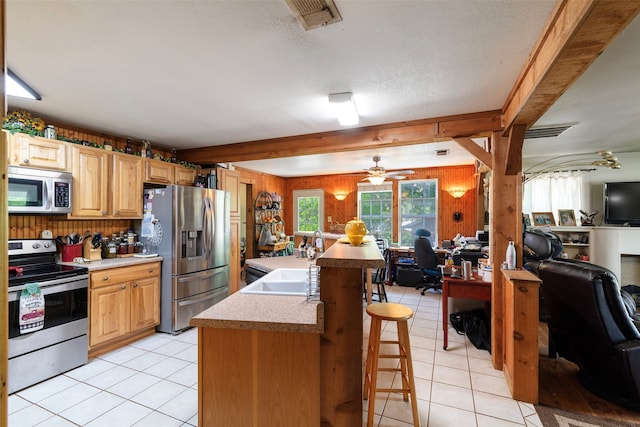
[177,269,225,283]
[177,292,221,307]
[203,196,213,256]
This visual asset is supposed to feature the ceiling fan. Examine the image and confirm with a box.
[351,155,415,185]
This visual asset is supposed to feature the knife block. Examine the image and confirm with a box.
[83,240,102,261]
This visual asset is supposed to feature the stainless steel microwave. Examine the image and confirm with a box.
[8,166,72,214]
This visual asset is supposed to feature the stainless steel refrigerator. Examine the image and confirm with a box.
[140,185,230,334]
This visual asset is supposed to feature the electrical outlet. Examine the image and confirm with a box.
[328,216,332,223]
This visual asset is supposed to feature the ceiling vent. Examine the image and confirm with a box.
[435,149,449,156]
[284,0,343,30]
[524,123,576,139]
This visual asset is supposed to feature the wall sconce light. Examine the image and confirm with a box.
[447,188,467,199]
[334,191,348,201]
[328,92,359,126]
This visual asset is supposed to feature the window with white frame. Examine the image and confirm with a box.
[399,179,438,246]
[357,183,392,243]
[293,189,324,232]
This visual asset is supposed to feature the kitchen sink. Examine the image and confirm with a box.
[240,268,308,296]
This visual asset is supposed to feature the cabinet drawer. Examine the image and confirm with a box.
[91,262,161,288]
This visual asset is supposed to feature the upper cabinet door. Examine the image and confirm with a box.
[175,165,196,186]
[112,152,143,218]
[8,132,68,170]
[70,145,109,218]
[144,158,174,184]
[219,168,240,217]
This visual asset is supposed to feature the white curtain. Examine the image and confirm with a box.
[523,171,582,224]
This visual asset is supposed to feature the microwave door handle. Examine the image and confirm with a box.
[43,178,52,210]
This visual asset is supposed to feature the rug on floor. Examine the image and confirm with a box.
[535,404,640,427]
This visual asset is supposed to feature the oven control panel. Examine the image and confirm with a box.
[8,239,56,255]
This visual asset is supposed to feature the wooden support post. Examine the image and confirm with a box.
[502,269,542,403]
[489,131,523,370]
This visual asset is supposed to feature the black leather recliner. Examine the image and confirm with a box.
[537,259,640,411]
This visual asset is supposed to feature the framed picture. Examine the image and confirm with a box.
[532,212,556,226]
[523,213,532,227]
[558,209,576,226]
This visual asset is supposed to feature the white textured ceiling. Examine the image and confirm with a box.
[6,1,639,177]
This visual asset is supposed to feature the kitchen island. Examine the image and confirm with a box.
[191,240,384,427]
[190,288,324,426]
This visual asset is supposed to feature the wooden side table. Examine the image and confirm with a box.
[442,273,491,350]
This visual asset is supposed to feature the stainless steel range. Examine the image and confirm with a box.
[8,239,89,394]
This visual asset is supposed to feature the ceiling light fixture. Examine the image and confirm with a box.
[366,176,386,186]
[6,69,41,100]
[524,150,622,182]
[329,92,359,126]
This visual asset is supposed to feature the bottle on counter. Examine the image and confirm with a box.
[505,240,516,270]
[106,239,117,258]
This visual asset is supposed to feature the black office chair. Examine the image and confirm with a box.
[414,229,442,295]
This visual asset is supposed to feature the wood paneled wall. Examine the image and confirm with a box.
[9,216,134,240]
[284,164,479,245]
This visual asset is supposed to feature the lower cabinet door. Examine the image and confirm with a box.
[130,276,160,332]
[90,283,129,347]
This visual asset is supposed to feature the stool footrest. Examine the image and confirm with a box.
[375,387,412,394]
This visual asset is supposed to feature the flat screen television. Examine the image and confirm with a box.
[604,181,640,226]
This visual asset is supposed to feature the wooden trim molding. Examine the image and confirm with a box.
[502,0,640,132]
[178,110,502,165]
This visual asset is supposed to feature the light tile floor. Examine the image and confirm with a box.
[8,285,542,426]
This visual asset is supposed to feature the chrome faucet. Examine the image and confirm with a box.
[311,230,325,253]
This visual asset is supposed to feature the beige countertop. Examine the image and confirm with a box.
[316,239,385,269]
[190,292,324,333]
[245,255,316,273]
[59,255,163,271]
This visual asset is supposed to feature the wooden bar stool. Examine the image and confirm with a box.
[363,302,419,427]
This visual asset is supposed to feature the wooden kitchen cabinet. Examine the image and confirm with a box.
[174,164,196,185]
[144,158,175,184]
[144,158,196,186]
[89,262,161,357]
[219,167,241,292]
[69,144,109,218]
[112,152,143,217]
[7,131,68,170]
[69,145,143,219]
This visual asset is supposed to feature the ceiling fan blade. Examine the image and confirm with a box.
[386,170,415,176]
[388,175,407,180]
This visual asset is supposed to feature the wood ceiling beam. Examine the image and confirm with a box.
[504,124,526,176]
[451,137,492,170]
[178,110,502,165]
[502,0,640,132]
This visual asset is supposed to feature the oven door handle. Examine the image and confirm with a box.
[9,275,88,297]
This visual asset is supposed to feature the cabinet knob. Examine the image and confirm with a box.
[23,158,30,164]
[102,211,108,216]
[103,276,109,281]
[121,285,126,290]
[114,211,120,216]
[148,268,153,273]
[133,283,138,288]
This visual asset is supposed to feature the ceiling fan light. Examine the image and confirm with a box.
[328,92,359,126]
[367,175,386,185]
